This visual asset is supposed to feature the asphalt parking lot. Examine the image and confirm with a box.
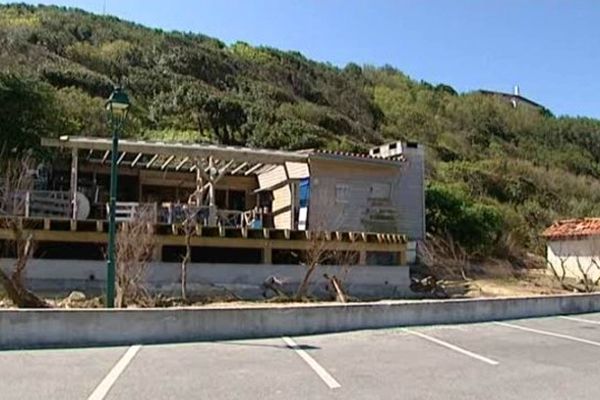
[2,312,600,400]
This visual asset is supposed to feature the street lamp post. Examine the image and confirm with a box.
[105,87,130,308]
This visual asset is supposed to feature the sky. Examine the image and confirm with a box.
[4,0,600,118]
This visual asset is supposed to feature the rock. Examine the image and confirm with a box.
[67,291,86,302]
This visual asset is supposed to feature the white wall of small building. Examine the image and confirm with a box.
[546,236,600,281]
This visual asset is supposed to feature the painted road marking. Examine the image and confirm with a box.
[559,316,600,326]
[495,322,600,347]
[282,336,341,389]
[87,345,142,400]
[403,329,499,366]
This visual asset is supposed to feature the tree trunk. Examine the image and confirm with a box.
[181,222,194,301]
[296,262,317,300]
[181,232,191,301]
[0,268,49,308]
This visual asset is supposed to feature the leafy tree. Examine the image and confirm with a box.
[0,73,65,153]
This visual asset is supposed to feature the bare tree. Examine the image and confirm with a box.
[547,256,572,291]
[550,256,600,293]
[115,206,156,307]
[322,247,361,303]
[0,154,49,308]
[575,256,600,292]
[295,230,332,300]
[180,209,196,302]
[546,237,600,293]
[412,233,472,298]
[419,233,470,280]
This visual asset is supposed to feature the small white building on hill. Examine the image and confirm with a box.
[542,218,600,283]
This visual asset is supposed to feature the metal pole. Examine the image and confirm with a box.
[106,118,120,308]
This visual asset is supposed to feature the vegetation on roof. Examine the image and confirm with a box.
[2,3,600,257]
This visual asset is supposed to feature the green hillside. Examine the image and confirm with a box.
[2,3,600,258]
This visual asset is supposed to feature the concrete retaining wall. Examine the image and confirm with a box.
[1,293,599,350]
[0,259,412,300]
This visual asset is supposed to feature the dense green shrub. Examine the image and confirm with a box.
[426,183,503,254]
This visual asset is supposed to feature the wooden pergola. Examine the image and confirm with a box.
[42,136,310,226]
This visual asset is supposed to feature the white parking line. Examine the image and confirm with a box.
[495,322,600,347]
[282,336,341,389]
[403,329,499,366]
[559,316,600,326]
[87,345,142,400]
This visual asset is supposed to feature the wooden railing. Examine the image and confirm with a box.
[217,209,244,227]
[2,190,71,219]
[105,202,158,222]
[1,190,255,228]
[27,191,71,218]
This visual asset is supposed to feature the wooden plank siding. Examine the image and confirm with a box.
[285,162,310,179]
[272,185,292,229]
[393,145,426,240]
[257,165,287,189]
[308,158,400,233]
[308,146,425,240]
[257,165,293,229]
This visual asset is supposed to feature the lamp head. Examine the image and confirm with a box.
[106,87,131,120]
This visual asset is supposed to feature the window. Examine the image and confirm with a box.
[335,183,350,203]
[369,183,391,200]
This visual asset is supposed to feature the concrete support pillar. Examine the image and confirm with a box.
[358,250,367,266]
[398,250,407,266]
[153,245,163,262]
[262,247,272,264]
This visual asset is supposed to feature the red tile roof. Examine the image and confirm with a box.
[542,218,600,239]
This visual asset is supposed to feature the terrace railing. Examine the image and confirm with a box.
[0,190,71,219]
[1,190,254,229]
[105,202,158,223]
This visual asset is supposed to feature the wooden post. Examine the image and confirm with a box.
[70,148,78,220]
[24,191,30,218]
[207,156,217,226]
[290,180,295,230]
[195,167,202,207]
[137,169,143,202]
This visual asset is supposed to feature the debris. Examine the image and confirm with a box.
[67,291,86,302]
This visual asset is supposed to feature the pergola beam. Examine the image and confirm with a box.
[130,152,143,167]
[145,154,159,168]
[160,155,175,170]
[230,161,248,175]
[175,156,189,171]
[116,152,127,165]
[45,136,308,165]
[244,163,263,176]
[100,150,110,164]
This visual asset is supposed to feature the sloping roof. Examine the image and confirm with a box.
[308,149,405,164]
[42,136,405,168]
[476,90,545,110]
[542,218,600,239]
